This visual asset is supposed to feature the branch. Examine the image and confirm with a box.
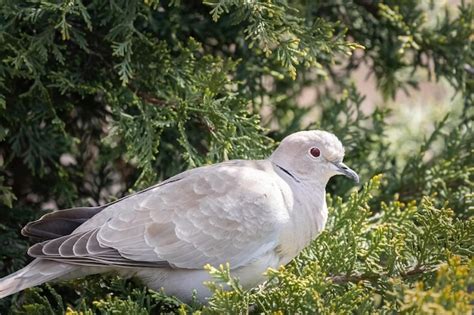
[136,91,169,107]
[127,82,176,107]
[464,64,474,75]
[328,265,435,284]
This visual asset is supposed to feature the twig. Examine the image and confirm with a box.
[328,265,433,284]
[127,82,175,107]
[464,64,474,75]
[136,91,169,107]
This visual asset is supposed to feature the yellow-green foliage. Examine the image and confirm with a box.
[399,257,474,314]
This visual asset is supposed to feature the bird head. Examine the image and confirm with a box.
[270,130,359,185]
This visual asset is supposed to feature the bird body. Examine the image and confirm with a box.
[0,130,358,302]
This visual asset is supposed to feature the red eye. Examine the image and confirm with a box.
[310,147,320,157]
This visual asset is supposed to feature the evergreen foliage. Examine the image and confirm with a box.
[0,0,472,313]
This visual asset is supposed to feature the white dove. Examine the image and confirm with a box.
[0,130,358,302]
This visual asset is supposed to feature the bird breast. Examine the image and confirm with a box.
[276,182,328,265]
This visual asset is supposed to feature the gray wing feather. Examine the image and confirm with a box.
[28,230,171,268]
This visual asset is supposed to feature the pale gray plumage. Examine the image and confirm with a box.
[0,130,359,302]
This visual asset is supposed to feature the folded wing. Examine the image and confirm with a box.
[29,161,289,269]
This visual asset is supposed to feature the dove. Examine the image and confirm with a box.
[0,130,359,302]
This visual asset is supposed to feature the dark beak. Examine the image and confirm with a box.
[332,162,359,184]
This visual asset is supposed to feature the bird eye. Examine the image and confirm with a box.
[310,147,320,157]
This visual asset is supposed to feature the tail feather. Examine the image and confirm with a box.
[0,259,74,299]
